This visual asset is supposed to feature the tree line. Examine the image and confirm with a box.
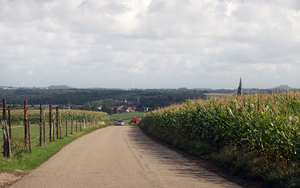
[0,89,205,114]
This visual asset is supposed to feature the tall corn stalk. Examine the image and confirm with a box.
[140,91,300,161]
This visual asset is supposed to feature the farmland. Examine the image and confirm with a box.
[139,91,300,188]
[203,92,234,98]
[110,112,146,126]
[0,109,110,123]
[110,112,146,120]
[0,109,110,154]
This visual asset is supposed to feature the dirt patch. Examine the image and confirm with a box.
[0,170,26,188]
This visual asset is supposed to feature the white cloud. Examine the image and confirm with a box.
[27,70,34,75]
[0,0,300,89]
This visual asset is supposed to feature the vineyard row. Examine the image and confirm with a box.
[1,99,110,157]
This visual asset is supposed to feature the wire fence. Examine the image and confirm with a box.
[1,99,109,157]
[1,118,101,149]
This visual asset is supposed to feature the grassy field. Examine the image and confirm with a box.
[110,112,146,120]
[0,109,110,143]
[0,120,94,144]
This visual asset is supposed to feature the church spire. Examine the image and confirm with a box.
[237,78,242,96]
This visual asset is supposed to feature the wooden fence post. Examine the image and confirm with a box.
[28,122,32,153]
[40,104,43,146]
[3,99,6,122]
[52,118,55,142]
[2,120,11,158]
[8,106,11,139]
[49,105,52,142]
[43,121,46,146]
[24,101,28,148]
[66,119,68,136]
[80,119,82,131]
[76,119,78,132]
[59,116,62,138]
[56,107,59,139]
[2,119,6,157]
[7,121,11,158]
[71,116,73,134]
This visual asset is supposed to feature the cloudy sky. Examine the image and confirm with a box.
[1,0,300,89]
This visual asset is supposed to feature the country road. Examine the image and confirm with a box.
[10,126,242,188]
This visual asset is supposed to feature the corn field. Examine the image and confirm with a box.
[0,109,110,124]
[140,91,300,161]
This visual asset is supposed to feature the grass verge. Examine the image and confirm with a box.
[110,112,145,120]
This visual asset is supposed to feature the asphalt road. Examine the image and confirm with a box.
[10,126,242,188]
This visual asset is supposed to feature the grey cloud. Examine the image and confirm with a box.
[1,0,300,89]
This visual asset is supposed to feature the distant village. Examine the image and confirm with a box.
[110,99,149,113]
[59,98,150,113]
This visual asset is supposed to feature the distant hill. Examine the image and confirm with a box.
[272,85,294,90]
[194,88,212,90]
[0,86,16,90]
[48,85,72,89]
